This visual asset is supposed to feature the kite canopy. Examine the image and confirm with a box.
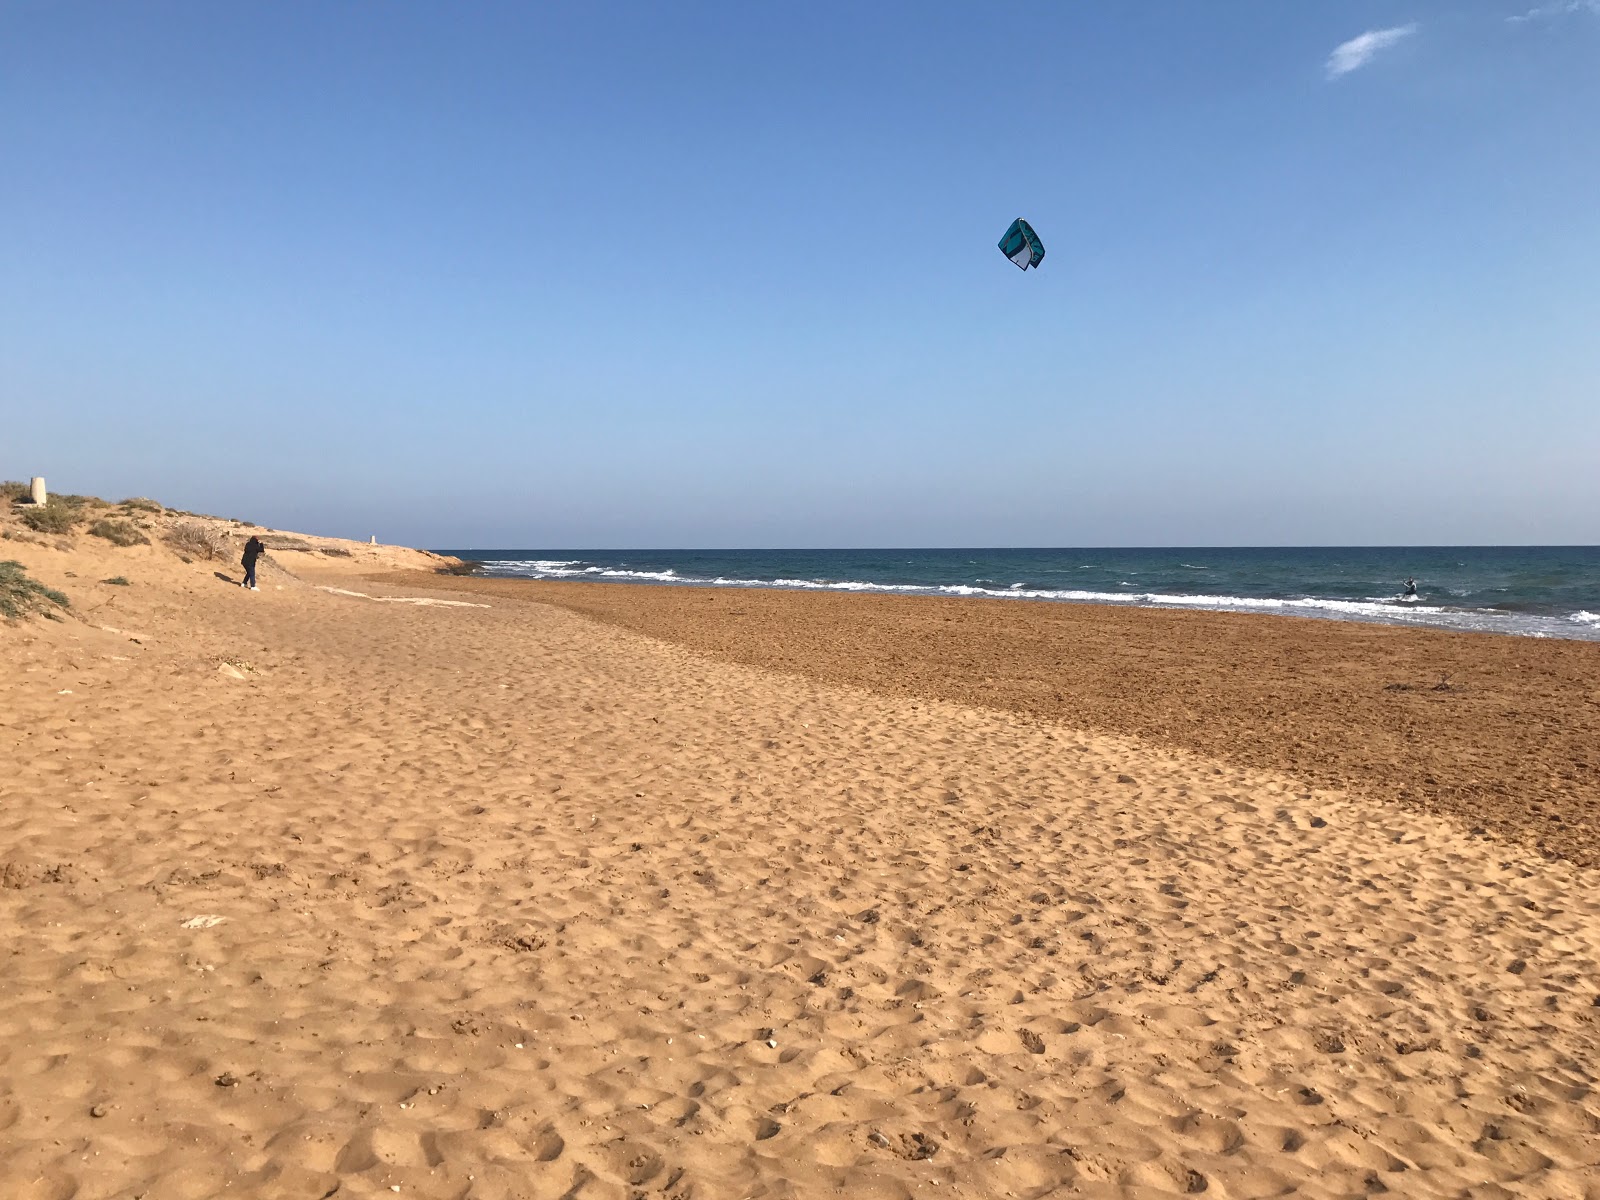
[998,218,1045,271]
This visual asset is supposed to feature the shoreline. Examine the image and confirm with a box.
[467,572,1600,642]
[441,547,1600,643]
[401,572,1600,868]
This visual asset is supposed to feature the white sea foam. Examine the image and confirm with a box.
[1571,610,1600,626]
[491,559,587,574]
[490,560,679,582]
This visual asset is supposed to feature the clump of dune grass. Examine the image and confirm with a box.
[0,560,69,621]
[164,521,229,562]
[102,576,131,586]
[20,500,81,535]
[89,518,150,547]
[1,481,29,503]
[119,497,163,513]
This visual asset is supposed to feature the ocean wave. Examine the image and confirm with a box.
[487,560,680,582]
[1571,610,1600,626]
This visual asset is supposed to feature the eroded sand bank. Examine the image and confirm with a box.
[2,537,1598,1198]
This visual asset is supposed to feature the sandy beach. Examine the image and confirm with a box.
[3,513,1599,1199]
[409,578,1600,870]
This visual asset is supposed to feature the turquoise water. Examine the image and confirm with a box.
[436,547,1600,641]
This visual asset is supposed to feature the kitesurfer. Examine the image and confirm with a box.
[1402,577,1418,598]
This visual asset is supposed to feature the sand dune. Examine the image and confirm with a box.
[2,527,1598,1198]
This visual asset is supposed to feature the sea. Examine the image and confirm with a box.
[434,547,1600,642]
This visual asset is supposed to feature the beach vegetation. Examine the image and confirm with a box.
[0,560,70,620]
[102,576,131,586]
[20,500,82,534]
[437,560,483,576]
[165,521,229,561]
[320,546,353,557]
[119,497,163,513]
[89,518,150,547]
[1,481,29,503]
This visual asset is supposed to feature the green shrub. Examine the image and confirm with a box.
[20,501,80,534]
[119,497,163,513]
[0,560,69,620]
[89,518,149,547]
[1,481,28,503]
[102,576,131,586]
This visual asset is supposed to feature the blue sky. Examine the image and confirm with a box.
[3,1,1597,547]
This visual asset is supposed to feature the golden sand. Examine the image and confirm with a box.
[413,577,1600,870]
[3,520,1598,1199]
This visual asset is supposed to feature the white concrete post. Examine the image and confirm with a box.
[29,477,46,505]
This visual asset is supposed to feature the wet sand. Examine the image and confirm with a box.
[2,522,1598,1199]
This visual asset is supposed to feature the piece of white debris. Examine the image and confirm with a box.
[316,586,488,608]
[179,915,226,929]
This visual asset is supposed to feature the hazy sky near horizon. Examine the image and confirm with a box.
[4,1,1597,548]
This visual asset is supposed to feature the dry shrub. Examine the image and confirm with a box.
[165,521,229,561]
[119,497,163,513]
[20,501,80,534]
[437,560,482,576]
[1,481,29,503]
[89,518,149,547]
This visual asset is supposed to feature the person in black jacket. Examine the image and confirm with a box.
[241,536,265,591]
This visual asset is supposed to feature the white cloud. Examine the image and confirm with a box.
[1324,24,1419,79]
[1508,0,1600,23]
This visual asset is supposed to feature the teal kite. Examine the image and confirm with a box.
[998,218,1045,271]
